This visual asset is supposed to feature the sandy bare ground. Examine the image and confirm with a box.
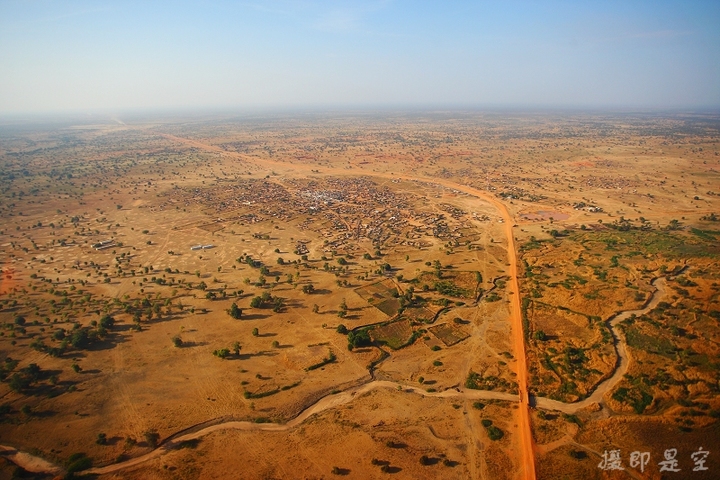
[159,132,539,480]
[84,380,517,476]
[0,445,63,475]
[0,265,671,477]
[0,133,679,478]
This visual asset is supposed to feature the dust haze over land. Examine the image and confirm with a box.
[0,111,719,479]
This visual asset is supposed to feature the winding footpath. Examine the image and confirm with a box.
[0,136,671,477]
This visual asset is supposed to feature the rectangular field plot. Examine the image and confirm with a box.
[403,306,437,323]
[354,278,398,301]
[371,320,414,350]
[355,278,400,316]
[428,322,470,346]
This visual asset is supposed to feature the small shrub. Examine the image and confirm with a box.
[144,430,160,449]
[569,450,587,459]
[487,425,504,441]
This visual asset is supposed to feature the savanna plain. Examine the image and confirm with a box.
[0,111,719,479]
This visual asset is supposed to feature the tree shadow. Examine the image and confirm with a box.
[237,350,279,360]
[257,332,277,338]
[241,313,270,320]
[86,333,127,351]
[386,441,407,449]
[180,341,209,348]
[176,438,201,449]
[30,408,57,418]
[113,324,136,332]
[106,436,124,446]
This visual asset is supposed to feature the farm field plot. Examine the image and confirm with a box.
[428,322,470,347]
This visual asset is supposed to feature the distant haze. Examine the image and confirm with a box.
[1,0,719,114]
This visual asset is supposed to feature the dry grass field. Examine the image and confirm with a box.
[0,112,718,479]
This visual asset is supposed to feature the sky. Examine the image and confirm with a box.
[0,0,719,113]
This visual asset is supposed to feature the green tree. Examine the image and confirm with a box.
[227,302,243,319]
[213,348,230,359]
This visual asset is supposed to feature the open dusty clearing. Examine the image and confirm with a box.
[0,112,719,479]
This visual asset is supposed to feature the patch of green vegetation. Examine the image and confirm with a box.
[485,292,501,302]
[487,425,504,440]
[465,371,517,393]
[434,281,470,298]
[612,386,654,414]
[347,328,372,350]
[626,328,676,357]
[690,228,720,241]
[521,236,545,251]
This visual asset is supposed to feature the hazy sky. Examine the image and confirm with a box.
[1,0,719,113]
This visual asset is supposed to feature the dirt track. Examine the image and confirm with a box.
[84,380,518,476]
